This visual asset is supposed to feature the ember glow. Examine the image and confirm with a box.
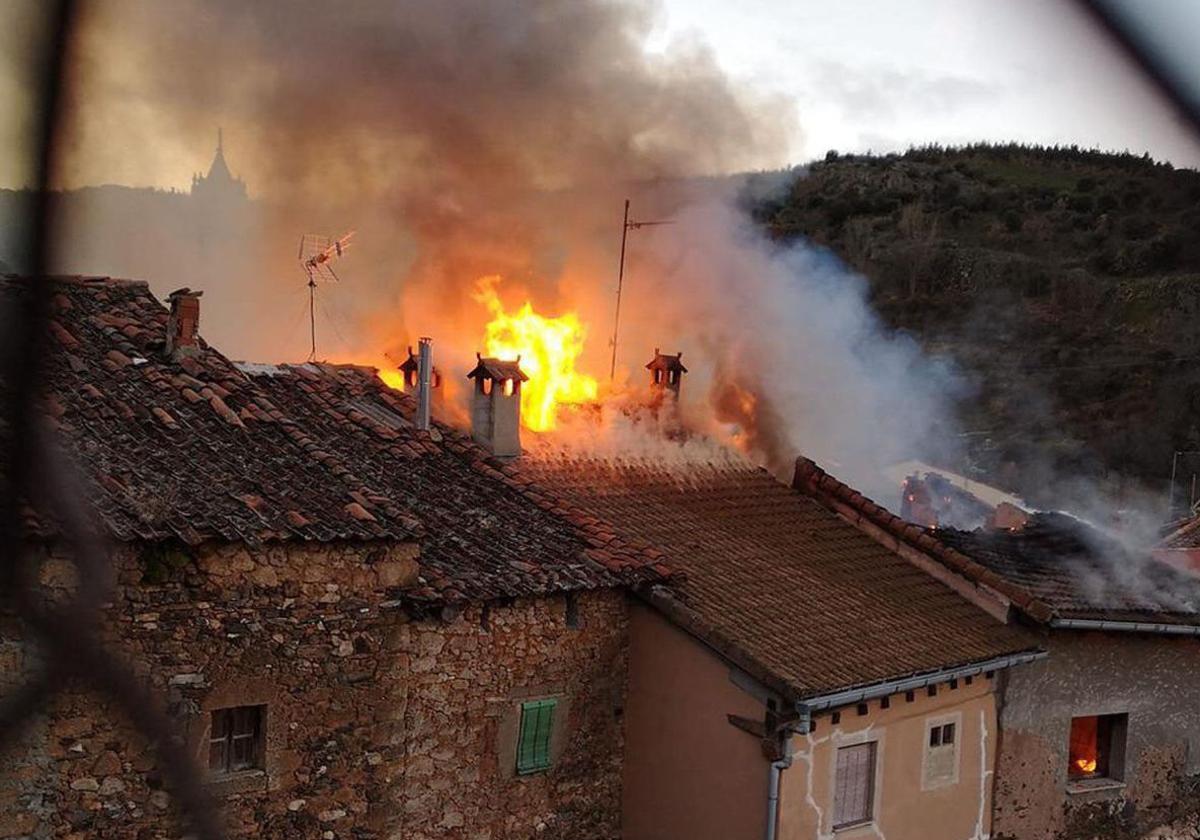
[473,276,598,432]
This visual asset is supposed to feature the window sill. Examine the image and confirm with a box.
[1066,777,1125,796]
[834,819,876,834]
[207,768,268,796]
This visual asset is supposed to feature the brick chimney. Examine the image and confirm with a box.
[646,348,686,399]
[466,354,527,458]
[165,288,203,359]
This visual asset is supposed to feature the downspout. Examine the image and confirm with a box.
[765,707,808,840]
[765,755,791,840]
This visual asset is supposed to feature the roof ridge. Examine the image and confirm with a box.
[791,456,1057,623]
[2,274,151,290]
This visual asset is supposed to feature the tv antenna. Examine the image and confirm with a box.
[610,199,673,380]
[297,231,354,361]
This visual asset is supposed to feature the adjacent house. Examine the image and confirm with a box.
[795,458,1200,840]
[521,449,1043,840]
[0,275,666,840]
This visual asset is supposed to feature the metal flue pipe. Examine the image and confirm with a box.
[416,336,433,431]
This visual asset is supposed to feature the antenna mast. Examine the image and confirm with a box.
[609,199,673,380]
[297,231,355,362]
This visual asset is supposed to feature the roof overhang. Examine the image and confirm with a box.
[793,649,1047,720]
[1050,617,1200,636]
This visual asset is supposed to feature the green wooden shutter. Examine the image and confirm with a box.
[516,698,557,774]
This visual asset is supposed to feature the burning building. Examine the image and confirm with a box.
[798,463,1200,840]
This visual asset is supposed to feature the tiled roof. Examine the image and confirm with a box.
[934,514,1200,626]
[794,456,1200,628]
[244,363,667,602]
[520,456,1037,701]
[1161,514,1200,550]
[6,275,665,602]
[5,275,412,546]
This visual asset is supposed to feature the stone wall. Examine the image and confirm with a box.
[992,631,1200,840]
[0,540,629,840]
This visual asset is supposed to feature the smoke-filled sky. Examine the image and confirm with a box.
[3,0,1199,189]
[1,0,1197,503]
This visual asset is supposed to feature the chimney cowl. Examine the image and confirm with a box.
[646,347,687,396]
[466,354,525,458]
[165,288,203,359]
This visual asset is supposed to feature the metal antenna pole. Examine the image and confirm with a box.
[608,200,673,380]
[609,199,630,381]
[308,276,317,362]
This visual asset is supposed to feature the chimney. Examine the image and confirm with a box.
[415,337,433,431]
[399,344,443,404]
[646,348,687,399]
[466,354,527,458]
[166,288,203,359]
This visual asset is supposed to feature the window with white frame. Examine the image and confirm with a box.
[923,715,961,789]
[833,741,877,829]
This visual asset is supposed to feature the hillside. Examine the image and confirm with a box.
[753,144,1200,511]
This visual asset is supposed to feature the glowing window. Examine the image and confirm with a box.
[1068,714,1127,782]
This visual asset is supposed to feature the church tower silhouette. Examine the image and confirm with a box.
[191,129,247,202]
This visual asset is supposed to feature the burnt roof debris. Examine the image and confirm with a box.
[936,513,1200,626]
[795,455,1200,630]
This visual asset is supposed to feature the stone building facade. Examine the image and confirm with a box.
[1,541,629,840]
[0,275,666,839]
[992,631,1200,840]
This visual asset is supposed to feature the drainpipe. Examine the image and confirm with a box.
[765,755,791,840]
[765,707,807,840]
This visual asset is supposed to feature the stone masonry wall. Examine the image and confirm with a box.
[992,631,1200,840]
[0,540,629,840]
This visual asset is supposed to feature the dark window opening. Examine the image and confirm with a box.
[653,369,662,384]
[856,703,868,716]
[480,602,492,631]
[209,705,265,774]
[929,722,955,747]
[880,696,890,710]
[1069,714,1127,782]
[564,592,580,629]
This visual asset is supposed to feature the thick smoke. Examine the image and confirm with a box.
[54,0,964,501]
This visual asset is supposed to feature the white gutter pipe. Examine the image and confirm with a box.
[1050,618,1200,635]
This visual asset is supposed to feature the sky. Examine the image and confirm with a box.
[2,0,1198,191]
[648,0,1200,168]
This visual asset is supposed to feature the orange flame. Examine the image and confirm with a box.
[474,276,598,432]
[1074,757,1097,774]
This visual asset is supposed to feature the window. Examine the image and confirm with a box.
[516,698,557,774]
[1068,714,1127,782]
[564,592,580,629]
[209,705,265,774]
[929,722,955,747]
[924,718,960,789]
[833,741,877,829]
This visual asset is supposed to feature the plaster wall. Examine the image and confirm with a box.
[780,676,998,840]
[622,602,767,840]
